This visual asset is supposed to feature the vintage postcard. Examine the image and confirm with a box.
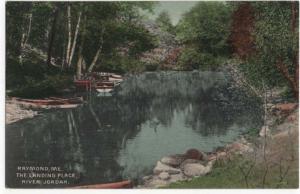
[5,0,299,189]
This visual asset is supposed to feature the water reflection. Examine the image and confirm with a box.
[6,71,262,188]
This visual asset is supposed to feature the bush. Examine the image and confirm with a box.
[98,55,145,73]
[144,63,159,71]
[178,48,226,70]
[10,74,73,98]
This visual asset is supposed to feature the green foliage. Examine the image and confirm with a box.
[239,2,298,90]
[155,11,175,34]
[99,55,145,73]
[144,63,159,71]
[10,74,73,98]
[178,47,225,70]
[6,1,158,97]
[6,2,32,57]
[175,2,233,69]
[245,127,260,138]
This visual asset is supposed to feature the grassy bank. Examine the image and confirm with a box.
[166,156,298,188]
[166,110,299,189]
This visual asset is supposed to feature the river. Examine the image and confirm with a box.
[6,71,263,188]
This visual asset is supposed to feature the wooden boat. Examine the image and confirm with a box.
[97,81,115,87]
[73,180,132,189]
[110,74,122,79]
[95,85,114,93]
[109,74,123,82]
[14,97,83,109]
[20,103,80,109]
[109,77,123,82]
[74,80,93,86]
[74,80,93,91]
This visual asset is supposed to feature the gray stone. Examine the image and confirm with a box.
[180,159,205,169]
[145,177,169,188]
[158,172,170,180]
[169,173,186,183]
[153,161,181,175]
[160,154,185,167]
[259,125,271,137]
[182,160,214,177]
[142,175,152,181]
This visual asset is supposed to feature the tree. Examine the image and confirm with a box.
[6,1,157,94]
[176,2,233,69]
[230,2,299,99]
[155,11,175,34]
[47,5,59,68]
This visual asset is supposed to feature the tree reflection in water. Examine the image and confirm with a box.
[6,71,262,188]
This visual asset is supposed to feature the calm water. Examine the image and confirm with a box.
[6,71,262,188]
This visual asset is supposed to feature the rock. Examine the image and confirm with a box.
[259,125,271,137]
[216,151,228,161]
[160,154,185,167]
[184,148,207,161]
[274,103,298,114]
[142,175,152,181]
[180,159,206,170]
[182,160,214,177]
[207,154,216,161]
[6,100,38,124]
[169,172,186,183]
[158,172,170,180]
[153,161,181,175]
[146,178,169,188]
[287,114,297,122]
[227,141,254,154]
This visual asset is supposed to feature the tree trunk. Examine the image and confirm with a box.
[68,11,82,67]
[276,60,298,99]
[66,4,72,67]
[291,1,297,33]
[290,2,298,99]
[19,13,32,65]
[23,13,32,47]
[76,54,83,79]
[82,58,86,71]
[19,32,26,65]
[61,41,65,70]
[47,7,59,68]
[76,14,86,79]
[88,27,105,73]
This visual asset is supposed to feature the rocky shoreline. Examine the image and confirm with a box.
[137,100,298,188]
[6,98,38,124]
[137,136,254,188]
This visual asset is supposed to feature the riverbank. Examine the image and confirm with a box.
[136,102,298,188]
[6,98,38,124]
[166,107,298,188]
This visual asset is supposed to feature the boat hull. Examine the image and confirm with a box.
[96,88,113,93]
[73,180,132,189]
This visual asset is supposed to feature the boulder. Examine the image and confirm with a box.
[158,172,170,180]
[169,172,186,183]
[160,154,185,167]
[287,114,297,122]
[227,142,254,154]
[184,148,207,161]
[182,160,214,177]
[180,159,206,169]
[142,175,152,182]
[259,125,271,137]
[207,154,217,161]
[153,161,181,175]
[145,178,169,188]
